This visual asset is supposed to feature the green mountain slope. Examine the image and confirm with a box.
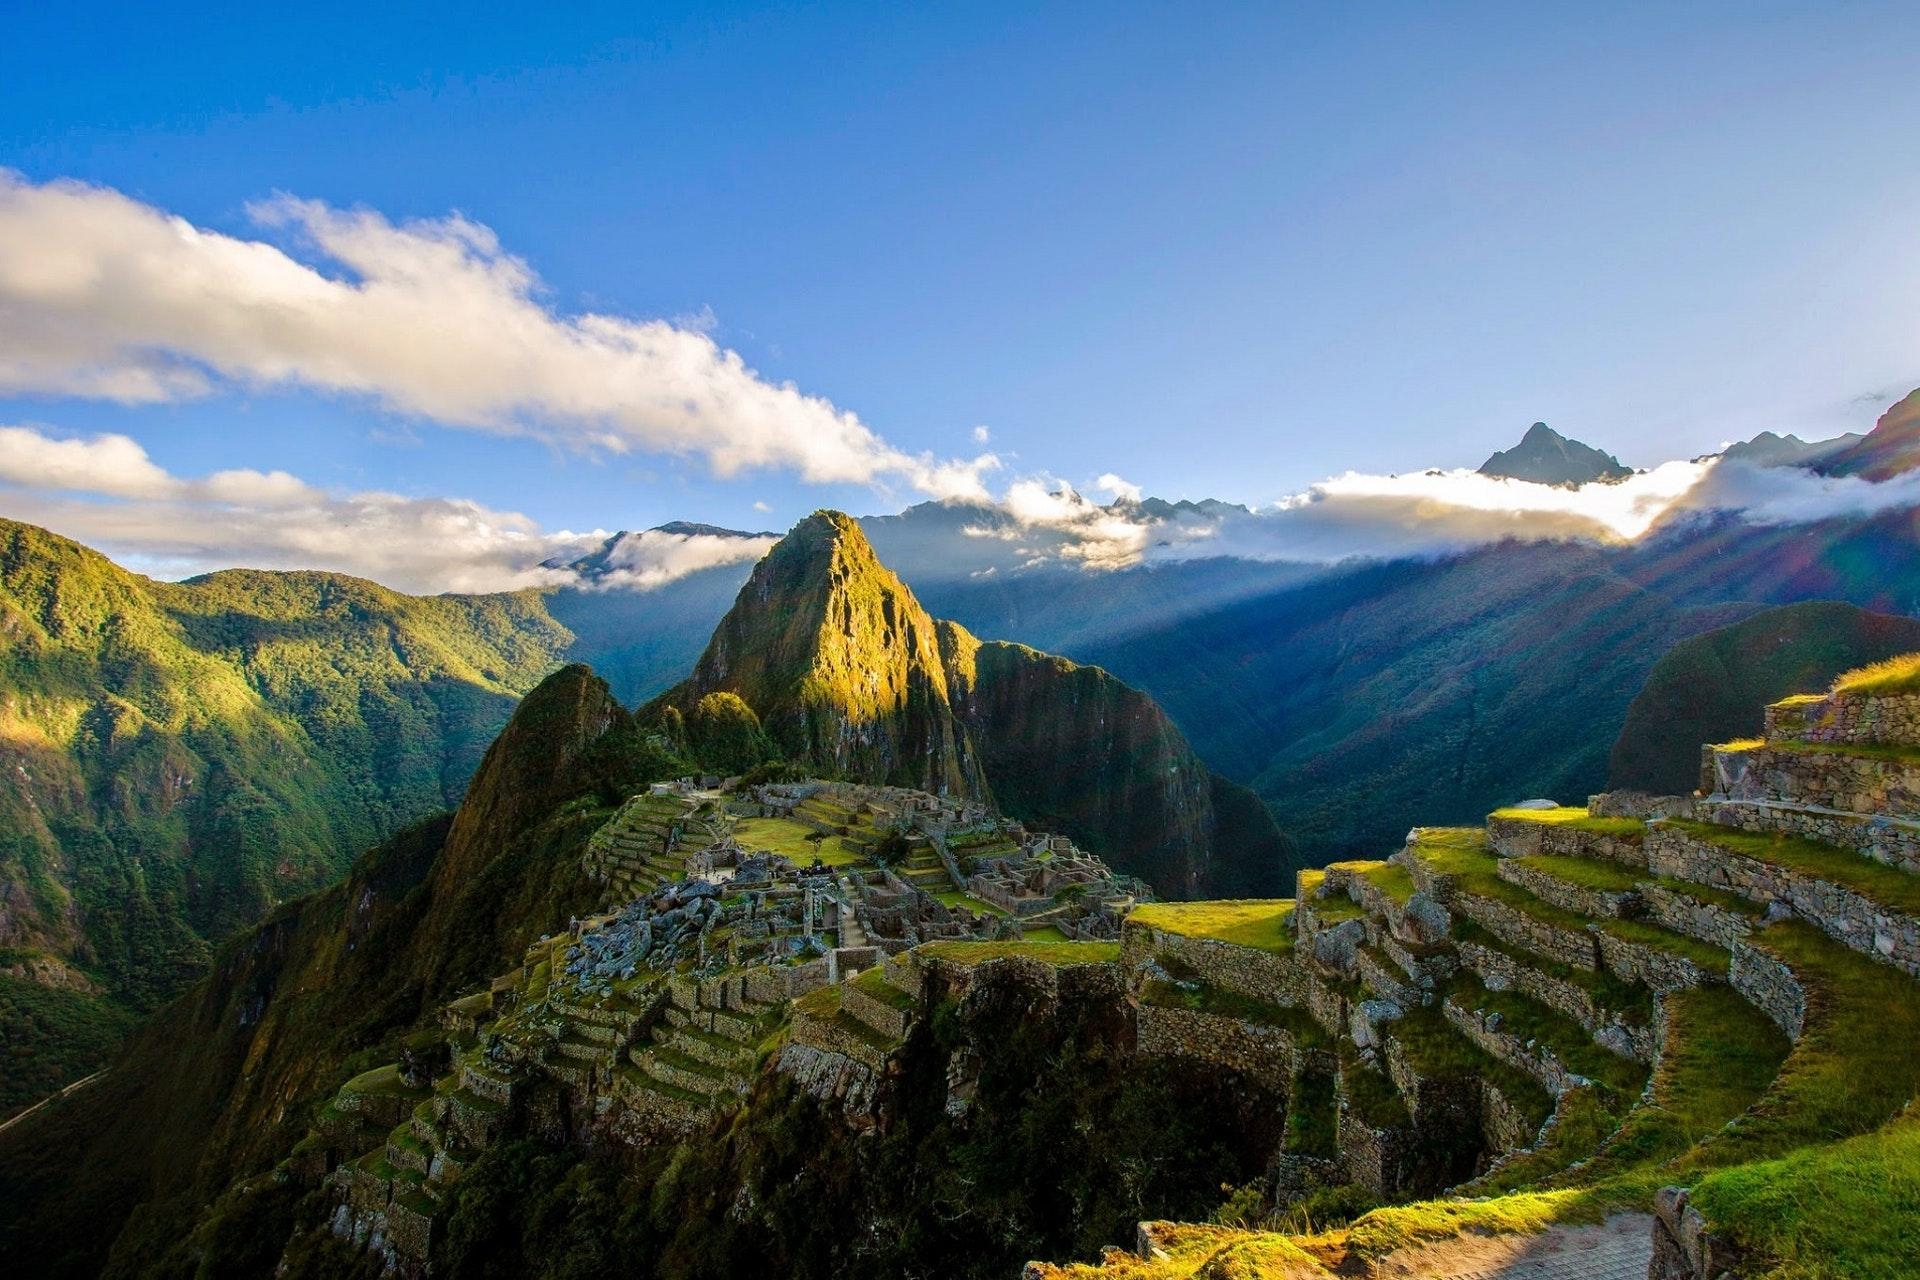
[1607,601,1920,794]
[0,664,635,1278]
[0,519,575,1106]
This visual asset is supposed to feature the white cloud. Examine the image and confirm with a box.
[0,424,767,594]
[0,172,989,498]
[1093,472,1143,503]
[968,455,1920,572]
[752,500,771,513]
[972,425,991,444]
[589,527,778,591]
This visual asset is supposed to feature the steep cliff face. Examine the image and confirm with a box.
[943,629,1293,895]
[0,665,630,1280]
[668,512,1296,895]
[669,511,985,797]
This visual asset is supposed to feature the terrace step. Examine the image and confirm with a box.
[1706,740,1920,823]
[1693,795,1920,877]
[637,1046,736,1099]
[1649,819,1920,979]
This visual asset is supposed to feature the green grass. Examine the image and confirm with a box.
[917,939,1121,967]
[339,1063,429,1099]
[1284,1069,1339,1158]
[1305,894,1366,924]
[1449,917,1650,1020]
[1341,1056,1409,1131]
[1021,924,1070,942]
[1128,899,1297,953]
[1661,819,1920,917]
[731,816,868,867]
[1767,739,1920,766]
[1138,979,1326,1048]
[1489,807,1645,838]
[1690,1115,1920,1278]
[850,967,917,1013]
[1450,972,1649,1099]
[1390,1000,1554,1131]
[1567,985,1790,1191]
[1325,859,1415,906]
[930,888,1009,917]
[1510,853,1643,894]
[1831,651,1920,696]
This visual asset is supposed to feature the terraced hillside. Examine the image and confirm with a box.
[1031,665,1920,1279]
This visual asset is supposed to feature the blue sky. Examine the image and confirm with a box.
[5,2,1920,586]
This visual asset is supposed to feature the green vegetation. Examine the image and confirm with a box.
[1127,899,1296,953]
[1690,1116,1920,1278]
[1832,651,1920,696]
[1510,853,1642,893]
[731,816,866,866]
[1283,1070,1338,1159]
[1137,979,1326,1047]
[1489,807,1644,838]
[0,976,135,1115]
[1661,819,1920,916]
[851,967,918,1014]
[1451,973,1648,1098]
[1607,603,1920,794]
[1389,1001,1554,1131]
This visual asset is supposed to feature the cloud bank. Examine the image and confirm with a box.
[0,172,996,499]
[955,456,1920,574]
[0,425,771,594]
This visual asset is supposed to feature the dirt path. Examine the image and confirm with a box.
[1367,1213,1652,1279]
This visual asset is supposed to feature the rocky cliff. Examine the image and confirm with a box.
[664,511,1297,895]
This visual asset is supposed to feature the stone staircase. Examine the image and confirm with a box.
[899,839,955,893]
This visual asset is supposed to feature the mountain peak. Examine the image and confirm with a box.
[1478,421,1632,486]
[670,509,984,795]
[1814,386,1920,481]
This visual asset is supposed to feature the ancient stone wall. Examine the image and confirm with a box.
[1694,798,1920,875]
[841,982,914,1040]
[1637,882,1754,953]
[1134,1004,1300,1092]
[1647,825,1920,978]
[1441,998,1576,1094]
[1486,818,1647,868]
[1121,921,1309,1006]
[1765,692,1920,748]
[1453,893,1598,971]
[1729,938,1806,1040]
[1707,744,1920,820]
[1588,791,1694,820]
[1496,858,1639,919]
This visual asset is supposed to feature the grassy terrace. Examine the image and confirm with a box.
[1509,853,1642,894]
[1325,859,1416,906]
[917,939,1121,967]
[1765,738,1920,766]
[1450,917,1650,1020]
[1488,807,1645,839]
[1284,1069,1339,1159]
[1675,920,1920,1174]
[731,816,868,866]
[850,967,917,1013]
[1128,899,1296,953]
[1137,978,1326,1047]
[1449,972,1649,1100]
[1661,818,1920,917]
[1409,835,1731,975]
[1832,652,1920,696]
[1691,1116,1920,1277]
[1390,1000,1553,1131]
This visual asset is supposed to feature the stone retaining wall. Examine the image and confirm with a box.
[1765,691,1920,749]
[841,982,914,1041]
[1454,893,1599,971]
[1647,825,1920,978]
[1706,744,1920,820]
[1650,1186,1749,1280]
[1591,929,1711,994]
[776,1042,882,1120]
[1695,798,1920,875]
[790,1006,893,1072]
[1121,922,1309,1007]
[1134,1004,1300,1091]
[1456,939,1653,1061]
[1486,818,1647,868]
[1496,858,1639,919]
[1442,998,1576,1095]
[1729,938,1806,1040]
[1637,882,1752,954]
[1589,791,1694,820]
